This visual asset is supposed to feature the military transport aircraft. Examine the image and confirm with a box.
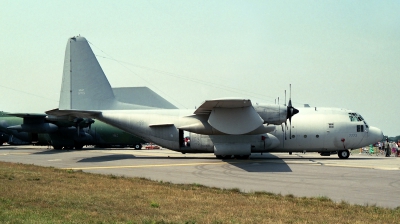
[47,36,383,159]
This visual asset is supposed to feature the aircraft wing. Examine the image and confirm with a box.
[194,99,263,135]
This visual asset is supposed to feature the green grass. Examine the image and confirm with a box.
[0,161,399,223]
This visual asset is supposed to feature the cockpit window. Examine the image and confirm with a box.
[349,113,364,122]
[349,113,369,128]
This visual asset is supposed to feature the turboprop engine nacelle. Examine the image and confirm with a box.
[7,123,58,133]
[254,104,288,125]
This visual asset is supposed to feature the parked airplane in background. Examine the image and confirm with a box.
[47,36,383,159]
[0,111,146,149]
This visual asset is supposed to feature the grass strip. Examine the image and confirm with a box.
[0,161,399,223]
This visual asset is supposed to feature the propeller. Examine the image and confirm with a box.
[73,118,83,136]
[84,118,94,132]
[73,118,94,136]
[286,84,299,139]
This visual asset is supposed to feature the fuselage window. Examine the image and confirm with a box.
[304,135,307,138]
[292,135,295,138]
[316,135,319,138]
[329,123,334,128]
[356,125,364,132]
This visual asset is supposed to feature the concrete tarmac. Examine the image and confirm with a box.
[1,145,399,208]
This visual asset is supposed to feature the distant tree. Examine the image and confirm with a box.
[388,136,400,142]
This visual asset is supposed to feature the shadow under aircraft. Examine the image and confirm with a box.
[74,152,292,173]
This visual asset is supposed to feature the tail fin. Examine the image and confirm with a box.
[59,36,149,110]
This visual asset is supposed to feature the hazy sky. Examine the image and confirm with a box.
[1,1,399,136]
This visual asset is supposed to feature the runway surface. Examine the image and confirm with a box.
[1,145,399,208]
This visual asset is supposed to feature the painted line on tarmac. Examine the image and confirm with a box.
[320,163,400,170]
[0,152,32,155]
[300,160,400,170]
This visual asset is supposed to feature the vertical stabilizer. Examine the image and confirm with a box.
[59,36,150,110]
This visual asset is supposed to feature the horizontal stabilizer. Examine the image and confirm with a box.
[7,113,47,118]
[113,87,177,109]
[46,108,101,119]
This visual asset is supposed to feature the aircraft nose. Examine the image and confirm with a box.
[368,126,383,143]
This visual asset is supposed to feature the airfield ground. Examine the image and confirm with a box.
[1,145,399,207]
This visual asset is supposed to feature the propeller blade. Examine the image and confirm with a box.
[282,121,287,140]
[285,84,299,140]
[289,117,292,139]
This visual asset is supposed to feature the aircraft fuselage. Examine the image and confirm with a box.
[94,107,382,155]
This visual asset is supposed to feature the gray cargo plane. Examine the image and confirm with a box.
[47,36,383,159]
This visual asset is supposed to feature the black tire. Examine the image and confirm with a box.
[338,150,350,159]
[74,144,84,150]
[134,144,142,150]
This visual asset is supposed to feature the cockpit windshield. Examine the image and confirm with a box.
[349,113,369,128]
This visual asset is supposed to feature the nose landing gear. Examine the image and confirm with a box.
[338,150,350,159]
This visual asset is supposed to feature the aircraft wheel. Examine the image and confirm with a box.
[222,155,232,159]
[338,150,350,159]
[134,144,142,150]
[215,155,223,159]
[74,144,84,150]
